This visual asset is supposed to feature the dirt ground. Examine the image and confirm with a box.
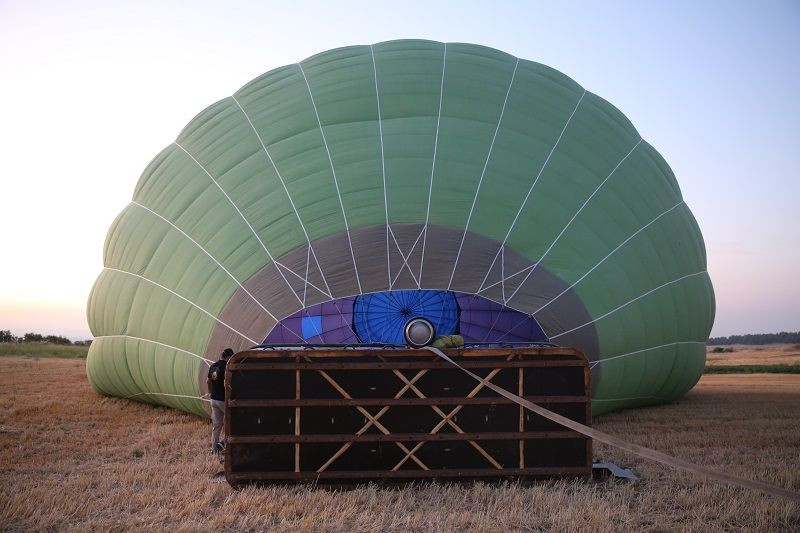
[1,356,798,531]
[706,343,800,366]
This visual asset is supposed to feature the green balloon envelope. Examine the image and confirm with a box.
[86,40,715,417]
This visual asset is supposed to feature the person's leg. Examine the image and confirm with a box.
[211,400,224,450]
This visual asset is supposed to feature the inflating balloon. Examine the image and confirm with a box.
[86,40,714,416]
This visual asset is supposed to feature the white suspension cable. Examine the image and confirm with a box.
[504,138,643,304]
[419,43,447,285]
[229,96,333,300]
[589,340,706,368]
[550,271,708,339]
[476,89,587,294]
[533,201,685,315]
[130,202,283,322]
[448,57,520,290]
[370,45,391,291]
[93,334,213,364]
[103,267,259,344]
[297,63,363,294]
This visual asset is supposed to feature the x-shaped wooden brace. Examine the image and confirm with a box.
[391,354,517,471]
[307,356,430,473]
[381,357,504,470]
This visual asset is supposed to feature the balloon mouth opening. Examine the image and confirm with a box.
[404,317,436,348]
[264,290,549,345]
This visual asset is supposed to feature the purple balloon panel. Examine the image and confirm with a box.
[264,298,359,344]
[455,293,548,343]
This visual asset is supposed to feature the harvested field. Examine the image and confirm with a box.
[706,343,800,366]
[1,356,798,531]
[0,342,88,358]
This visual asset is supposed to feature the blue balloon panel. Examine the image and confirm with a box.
[301,315,323,340]
[352,290,459,344]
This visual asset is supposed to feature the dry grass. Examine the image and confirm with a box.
[707,343,800,366]
[0,342,88,358]
[1,357,798,531]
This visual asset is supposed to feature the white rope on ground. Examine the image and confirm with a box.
[419,42,447,285]
[102,267,259,345]
[125,391,211,403]
[93,334,214,364]
[504,138,643,304]
[550,270,708,340]
[424,345,800,503]
[229,96,333,300]
[448,57,520,290]
[476,89,587,294]
[297,63,363,294]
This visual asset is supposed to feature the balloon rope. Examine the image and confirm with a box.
[419,43,447,286]
[424,346,800,504]
[448,58,520,291]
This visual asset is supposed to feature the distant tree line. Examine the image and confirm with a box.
[707,331,800,345]
[0,330,92,346]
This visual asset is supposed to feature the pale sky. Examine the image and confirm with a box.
[0,0,798,339]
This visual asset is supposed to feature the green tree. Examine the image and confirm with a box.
[45,335,72,345]
[23,333,44,342]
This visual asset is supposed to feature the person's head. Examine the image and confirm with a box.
[221,348,235,359]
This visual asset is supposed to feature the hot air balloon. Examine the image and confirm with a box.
[86,40,714,417]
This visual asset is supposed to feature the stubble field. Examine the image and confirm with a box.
[1,350,798,531]
[706,343,800,367]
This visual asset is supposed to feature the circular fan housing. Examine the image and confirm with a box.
[404,317,436,348]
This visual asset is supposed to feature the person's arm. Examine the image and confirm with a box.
[206,365,214,394]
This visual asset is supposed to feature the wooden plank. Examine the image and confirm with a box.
[228,431,585,444]
[519,366,524,469]
[294,368,300,473]
[584,363,593,471]
[234,347,585,359]
[228,396,587,408]
[228,360,587,371]
[228,466,590,481]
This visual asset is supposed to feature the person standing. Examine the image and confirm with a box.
[207,348,234,453]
